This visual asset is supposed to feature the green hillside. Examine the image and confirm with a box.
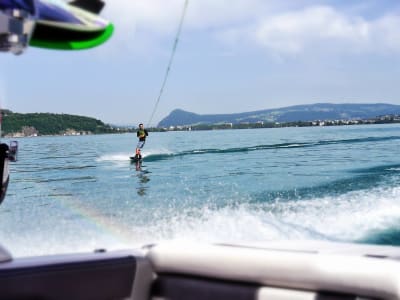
[1,111,123,136]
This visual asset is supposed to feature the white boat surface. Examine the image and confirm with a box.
[0,239,399,299]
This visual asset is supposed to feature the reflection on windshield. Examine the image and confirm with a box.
[0,0,36,14]
[36,0,81,24]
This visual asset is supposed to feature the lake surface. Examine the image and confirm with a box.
[1,124,400,257]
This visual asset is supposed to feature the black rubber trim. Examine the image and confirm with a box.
[152,274,258,300]
[0,253,136,300]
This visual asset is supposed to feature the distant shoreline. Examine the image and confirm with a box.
[158,115,400,132]
[3,111,400,137]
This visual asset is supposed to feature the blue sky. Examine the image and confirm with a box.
[0,0,399,126]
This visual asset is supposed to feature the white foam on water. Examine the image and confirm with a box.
[97,153,132,162]
[97,148,173,162]
[119,184,400,246]
[387,167,400,171]
[280,144,303,148]
[274,185,400,241]
[5,183,400,257]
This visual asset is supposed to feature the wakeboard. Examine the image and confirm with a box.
[130,156,142,163]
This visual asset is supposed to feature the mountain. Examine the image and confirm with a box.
[158,103,400,127]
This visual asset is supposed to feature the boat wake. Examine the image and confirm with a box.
[144,136,400,162]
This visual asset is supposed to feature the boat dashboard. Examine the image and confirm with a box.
[0,241,399,299]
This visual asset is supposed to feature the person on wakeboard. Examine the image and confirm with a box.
[135,123,148,160]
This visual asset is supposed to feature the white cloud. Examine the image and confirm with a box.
[239,5,400,55]
[101,0,192,56]
[101,1,400,56]
[182,0,272,29]
[252,6,369,54]
[370,14,400,53]
[101,0,287,52]
[105,0,184,35]
[104,0,271,33]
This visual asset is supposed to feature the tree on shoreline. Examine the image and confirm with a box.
[1,111,134,137]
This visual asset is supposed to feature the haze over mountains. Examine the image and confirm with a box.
[158,103,400,127]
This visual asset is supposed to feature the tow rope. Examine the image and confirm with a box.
[147,0,189,127]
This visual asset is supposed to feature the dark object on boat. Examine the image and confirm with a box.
[0,0,37,54]
[0,140,18,204]
[31,0,113,51]
[0,143,10,204]
[8,140,18,162]
[0,0,113,54]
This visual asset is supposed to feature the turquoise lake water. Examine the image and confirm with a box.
[1,124,400,257]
